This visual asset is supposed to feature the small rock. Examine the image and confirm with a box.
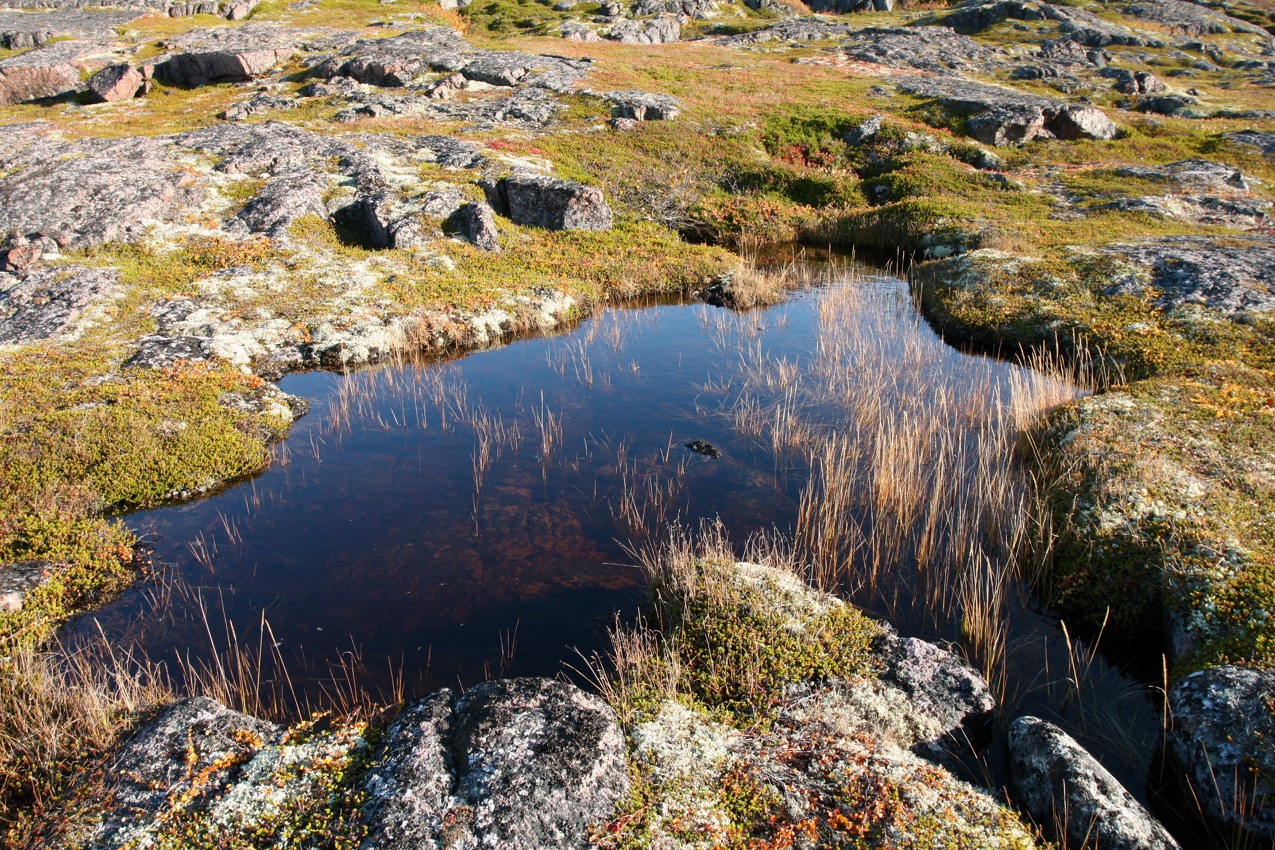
[86,63,145,102]
[422,71,467,99]
[1009,716,1182,850]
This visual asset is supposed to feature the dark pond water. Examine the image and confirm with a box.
[68,262,1178,830]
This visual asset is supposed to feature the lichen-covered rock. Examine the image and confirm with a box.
[605,17,680,44]
[1009,716,1182,850]
[86,63,146,102]
[1122,0,1269,38]
[488,174,613,231]
[840,26,998,73]
[1114,159,1252,193]
[229,170,330,238]
[1169,666,1275,843]
[124,334,215,369]
[0,265,121,343]
[1227,130,1275,156]
[720,16,854,44]
[0,9,141,49]
[876,629,996,751]
[90,697,281,849]
[361,678,629,849]
[631,0,719,17]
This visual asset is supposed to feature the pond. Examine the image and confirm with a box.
[68,258,1170,823]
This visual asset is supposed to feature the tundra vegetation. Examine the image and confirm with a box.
[0,0,1273,841]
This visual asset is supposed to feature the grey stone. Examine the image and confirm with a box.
[87,63,145,102]
[422,70,466,98]
[330,28,472,86]
[1169,666,1275,843]
[967,104,1048,146]
[0,265,120,343]
[417,184,466,218]
[632,0,718,17]
[807,0,892,11]
[1101,66,1167,94]
[448,202,499,251]
[91,697,280,850]
[0,9,140,48]
[0,560,61,612]
[487,174,613,231]
[361,678,629,850]
[1009,716,1182,850]
[0,134,200,249]
[1137,93,1197,115]
[1099,195,1270,228]
[560,21,600,42]
[1051,104,1120,140]
[876,629,996,754]
[1122,0,1269,38]
[1104,236,1275,314]
[604,89,680,120]
[606,17,680,44]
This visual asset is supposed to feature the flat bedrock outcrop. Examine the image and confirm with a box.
[1009,716,1182,850]
[1103,236,1275,314]
[1169,666,1275,843]
[0,132,201,249]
